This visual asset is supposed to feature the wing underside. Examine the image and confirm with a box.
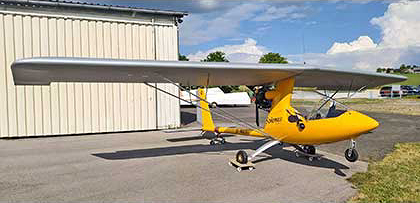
[11,57,406,90]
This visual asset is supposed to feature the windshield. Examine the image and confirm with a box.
[292,92,348,120]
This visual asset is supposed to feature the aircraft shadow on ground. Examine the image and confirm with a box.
[165,131,234,142]
[92,138,350,176]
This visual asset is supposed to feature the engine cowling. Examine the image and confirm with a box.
[255,86,272,110]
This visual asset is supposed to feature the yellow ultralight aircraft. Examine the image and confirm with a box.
[11,58,406,170]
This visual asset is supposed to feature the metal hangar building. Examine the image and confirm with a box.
[0,0,187,138]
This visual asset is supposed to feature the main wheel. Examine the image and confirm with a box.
[303,145,316,155]
[236,150,248,164]
[345,148,359,162]
[210,140,216,145]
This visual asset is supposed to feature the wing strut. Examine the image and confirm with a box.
[144,80,272,139]
[148,71,270,133]
[312,81,373,112]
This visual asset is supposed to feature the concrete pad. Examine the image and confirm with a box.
[0,129,367,202]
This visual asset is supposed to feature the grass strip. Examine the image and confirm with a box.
[348,143,420,202]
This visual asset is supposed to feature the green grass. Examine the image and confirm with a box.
[348,143,420,203]
[339,98,385,105]
[392,73,420,86]
[292,98,385,106]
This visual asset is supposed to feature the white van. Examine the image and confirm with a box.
[180,87,251,107]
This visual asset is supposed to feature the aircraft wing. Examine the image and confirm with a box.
[11,57,406,90]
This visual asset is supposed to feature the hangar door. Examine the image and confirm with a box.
[0,12,180,138]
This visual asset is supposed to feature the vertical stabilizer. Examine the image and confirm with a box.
[196,88,216,131]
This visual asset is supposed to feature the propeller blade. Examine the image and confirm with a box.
[256,104,260,127]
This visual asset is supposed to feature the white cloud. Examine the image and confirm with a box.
[184,0,420,71]
[188,38,269,63]
[370,0,420,48]
[180,3,263,45]
[197,0,219,10]
[297,0,420,71]
[327,36,377,54]
[253,5,306,22]
[289,46,419,70]
[180,2,308,45]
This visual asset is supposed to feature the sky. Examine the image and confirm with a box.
[84,0,420,71]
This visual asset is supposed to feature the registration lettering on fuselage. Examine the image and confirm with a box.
[266,117,282,124]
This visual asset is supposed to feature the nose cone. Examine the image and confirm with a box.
[359,112,379,133]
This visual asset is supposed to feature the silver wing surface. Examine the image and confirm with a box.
[12,57,406,90]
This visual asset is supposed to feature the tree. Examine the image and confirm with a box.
[376,68,383,73]
[201,51,237,93]
[202,51,229,62]
[178,54,189,61]
[259,52,288,64]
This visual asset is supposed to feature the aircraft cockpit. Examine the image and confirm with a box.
[295,97,348,120]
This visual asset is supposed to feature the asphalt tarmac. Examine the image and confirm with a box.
[1,122,367,202]
[0,105,416,202]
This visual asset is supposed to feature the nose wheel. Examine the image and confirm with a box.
[345,139,359,162]
[293,145,323,161]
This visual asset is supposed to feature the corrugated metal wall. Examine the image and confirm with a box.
[0,11,180,138]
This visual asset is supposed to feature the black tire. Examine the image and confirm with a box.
[236,150,248,164]
[211,102,217,108]
[345,148,359,162]
[304,145,316,155]
[220,139,226,144]
[210,140,216,145]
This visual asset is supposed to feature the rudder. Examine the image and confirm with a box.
[196,88,216,131]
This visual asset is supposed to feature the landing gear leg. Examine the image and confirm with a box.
[345,139,359,162]
[230,140,280,172]
[210,132,226,145]
[292,144,322,161]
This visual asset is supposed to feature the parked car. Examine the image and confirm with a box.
[402,85,420,95]
[379,86,408,97]
[180,87,251,107]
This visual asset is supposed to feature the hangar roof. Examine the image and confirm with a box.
[0,0,188,18]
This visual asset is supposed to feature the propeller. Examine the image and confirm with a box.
[253,86,272,127]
